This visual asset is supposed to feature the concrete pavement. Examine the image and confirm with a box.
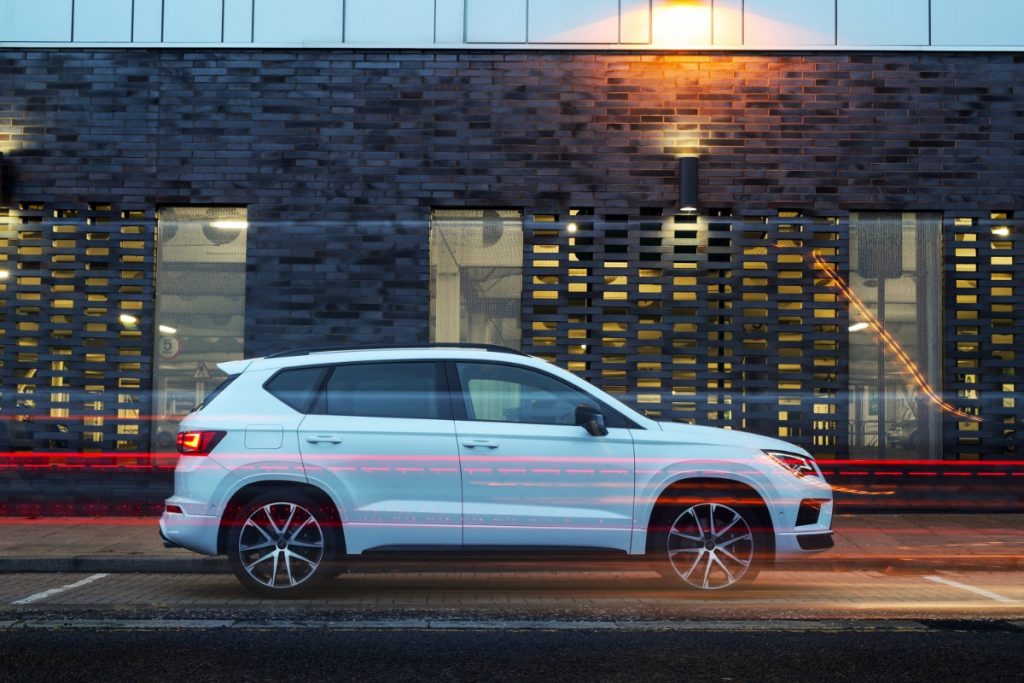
[0,513,1021,573]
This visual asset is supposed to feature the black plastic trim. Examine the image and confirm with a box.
[796,532,835,551]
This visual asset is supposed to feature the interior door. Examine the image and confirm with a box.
[298,360,462,553]
[451,361,635,551]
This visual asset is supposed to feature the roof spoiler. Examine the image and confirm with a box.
[217,359,255,376]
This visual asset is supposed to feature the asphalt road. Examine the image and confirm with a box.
[1,567,1022,620]
[2,567,1022,681]
[1,622,1022,683]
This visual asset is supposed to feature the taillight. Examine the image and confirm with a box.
[176,430,226,455]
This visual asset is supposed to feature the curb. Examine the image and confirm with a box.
[0,556,1019,574]
[0,557,230,574]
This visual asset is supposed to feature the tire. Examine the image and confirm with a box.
[649,497,770,591]
[226,490,340,598]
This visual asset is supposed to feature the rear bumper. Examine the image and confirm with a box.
[159,502,221,556]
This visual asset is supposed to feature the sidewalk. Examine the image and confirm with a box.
[0,514,1021,574]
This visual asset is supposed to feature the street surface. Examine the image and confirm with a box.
[2,565,1022,681]
[1,566,1022,620]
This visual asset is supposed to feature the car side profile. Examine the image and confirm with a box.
[160,346,834,597]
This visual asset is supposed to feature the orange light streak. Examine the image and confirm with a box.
[811,250,982,423]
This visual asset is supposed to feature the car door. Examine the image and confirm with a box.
[451,361,635,552]
[297,360,462,554]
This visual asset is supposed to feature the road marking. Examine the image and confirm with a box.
[11,573,109,605]
[924,575,1020,604]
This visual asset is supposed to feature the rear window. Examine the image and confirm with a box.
[322,361,446,420]
[264,367,327,412]
[196,374,240,411]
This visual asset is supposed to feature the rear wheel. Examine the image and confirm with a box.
[651,499,768,590]
[227,491,339,598]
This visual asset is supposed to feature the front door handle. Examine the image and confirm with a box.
[305,435,343,445]
[462,439,499,449]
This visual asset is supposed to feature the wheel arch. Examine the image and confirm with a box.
[642,476,776,561]
[217,481,346,556]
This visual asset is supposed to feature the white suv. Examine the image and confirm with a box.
[160,345,833,596]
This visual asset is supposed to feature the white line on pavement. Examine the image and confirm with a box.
[11,573,110,605]
[924,575,1020,604]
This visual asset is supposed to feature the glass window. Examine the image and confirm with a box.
[429,209,523,349]
[323,362,445,420]
[264,367,325,413]
[151,207,248,452]
[848,212,942,459]
[456,362,598,426]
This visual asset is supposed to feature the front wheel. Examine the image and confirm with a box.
[651,501,767,591]
[227,492,339,598]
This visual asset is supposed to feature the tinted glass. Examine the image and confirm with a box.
[324,362,444,420]
[455,362,597,426]
[265,367,326,413]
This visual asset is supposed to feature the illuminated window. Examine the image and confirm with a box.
[430,209,523,349]
[151,207,247,452]
[848,213,942,459]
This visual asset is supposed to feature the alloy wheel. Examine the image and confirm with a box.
[666,502,755,590]
[238,502,325,589]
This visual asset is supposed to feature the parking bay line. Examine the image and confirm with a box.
[924,575,1019,605]
[11,573,109,605]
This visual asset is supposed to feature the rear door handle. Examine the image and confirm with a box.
[305,435,343,445]
[462,439,499,449]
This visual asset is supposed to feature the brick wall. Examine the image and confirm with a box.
[0,50,1021,471]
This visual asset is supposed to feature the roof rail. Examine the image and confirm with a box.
[263,343,528,360]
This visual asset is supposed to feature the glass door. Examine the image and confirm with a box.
[848,213,943,459]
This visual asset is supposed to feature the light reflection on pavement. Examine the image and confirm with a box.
[1,569,1021,622]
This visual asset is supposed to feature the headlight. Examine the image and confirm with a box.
[764,450,819,478]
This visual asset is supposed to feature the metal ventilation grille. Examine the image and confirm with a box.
[429,209,524,349]
[945,212,1021,460]
[524,208,847,458]
[0,202,154,456]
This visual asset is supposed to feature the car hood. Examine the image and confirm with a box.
[654,421,811,456]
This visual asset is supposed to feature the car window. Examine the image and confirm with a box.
[323,362,446,420]
[195,373,239,411]
[264,367,326,412]
[455,362,597,426]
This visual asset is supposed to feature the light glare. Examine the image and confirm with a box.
[209,220,249,230]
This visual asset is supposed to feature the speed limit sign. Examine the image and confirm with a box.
[159,336,181,359]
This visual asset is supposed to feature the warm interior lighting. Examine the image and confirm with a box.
[813,251,981,423]
[0,269,8,280]
[992,226,1010,237]
[159,324,177,335]
[848,322,869,332]
[653,0,713,46]
[209,220,249,230]
[119,314,138,325]
[566,223,578,233]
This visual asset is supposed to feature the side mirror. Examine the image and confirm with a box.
[575,403,608,437]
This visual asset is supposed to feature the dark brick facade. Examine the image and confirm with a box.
[0,50,1021,480]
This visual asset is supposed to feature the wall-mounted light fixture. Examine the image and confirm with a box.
[679,156,699,213]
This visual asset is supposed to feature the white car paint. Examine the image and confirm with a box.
[160,347,833,568]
